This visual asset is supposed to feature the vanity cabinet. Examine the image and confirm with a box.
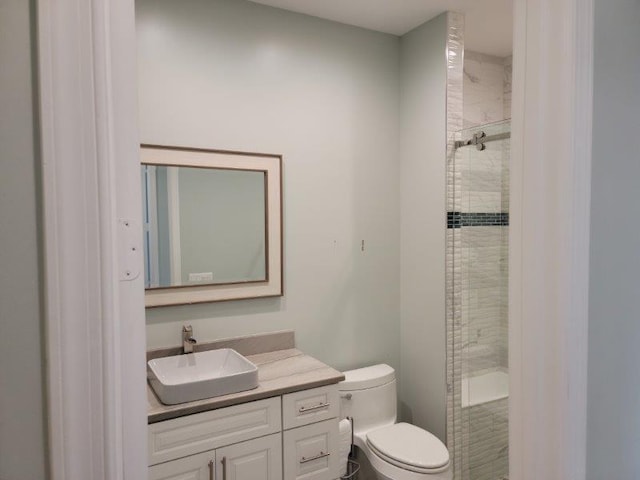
[282,385,339,429]
[148,396,281,466]
[149,449,213,480]
[216,433,282,480]
[148,433,282,480]
[283,420,338,480]
[148,385,340,480]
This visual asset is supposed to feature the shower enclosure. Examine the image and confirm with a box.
[447,120,510,480]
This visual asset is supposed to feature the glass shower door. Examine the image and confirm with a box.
[453,120,510,480]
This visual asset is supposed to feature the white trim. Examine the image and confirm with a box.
[166,167,183,285]
[37,0,147,479]
[510,0,593,478]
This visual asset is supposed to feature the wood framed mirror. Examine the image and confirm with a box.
[140,145,283,307]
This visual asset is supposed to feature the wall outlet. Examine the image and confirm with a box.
[188,272,214,282]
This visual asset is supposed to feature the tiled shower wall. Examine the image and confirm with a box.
[464,51,512,129]
[445,12,465,478]
[446,47,512,480]
[461,51,511,376]
[466,398,509,480]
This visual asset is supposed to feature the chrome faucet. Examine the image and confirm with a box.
[182,325,197,354]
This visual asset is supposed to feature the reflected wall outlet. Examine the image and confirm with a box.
[188,272,214,282]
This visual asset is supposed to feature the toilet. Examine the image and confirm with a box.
[339,364,452,480]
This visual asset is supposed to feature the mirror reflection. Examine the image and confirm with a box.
[142,165,267,289]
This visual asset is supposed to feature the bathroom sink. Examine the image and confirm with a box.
[148,348,259,405]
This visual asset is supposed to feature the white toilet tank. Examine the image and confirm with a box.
[339,364,397,435]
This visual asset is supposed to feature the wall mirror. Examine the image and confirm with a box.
[140,145,283,307]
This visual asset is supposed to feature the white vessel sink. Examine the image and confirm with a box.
[148,348,259,405]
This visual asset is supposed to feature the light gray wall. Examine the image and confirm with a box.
[398,14,448,441]
[587,0,640,478]
[138,0,402,373]
[0,0,48,478]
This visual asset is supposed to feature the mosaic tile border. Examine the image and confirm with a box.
[447,212,510,229]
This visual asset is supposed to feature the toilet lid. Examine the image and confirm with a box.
[366,423,450,472]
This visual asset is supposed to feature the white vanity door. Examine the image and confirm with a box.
[148,396,281,465]
[215,433,282,480]
[149,450,214,480]
[283,419,339,480]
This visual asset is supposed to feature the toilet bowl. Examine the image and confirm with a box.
[339,365,452,480]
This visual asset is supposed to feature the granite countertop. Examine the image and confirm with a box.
[148,348,345,423]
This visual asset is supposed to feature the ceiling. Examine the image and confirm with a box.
[248,0,513,57]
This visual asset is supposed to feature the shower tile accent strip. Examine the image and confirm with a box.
[447,212,510,228]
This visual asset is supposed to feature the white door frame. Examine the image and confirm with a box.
[509,0,593,479]
[37,0,593,479]
[37,0,147,479]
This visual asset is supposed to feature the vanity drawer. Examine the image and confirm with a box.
[282,385,339,430]
[148,396,281,466]
[283,419,339,480]
[148,449,214,480]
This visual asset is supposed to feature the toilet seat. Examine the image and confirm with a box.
[366,423,450,474]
